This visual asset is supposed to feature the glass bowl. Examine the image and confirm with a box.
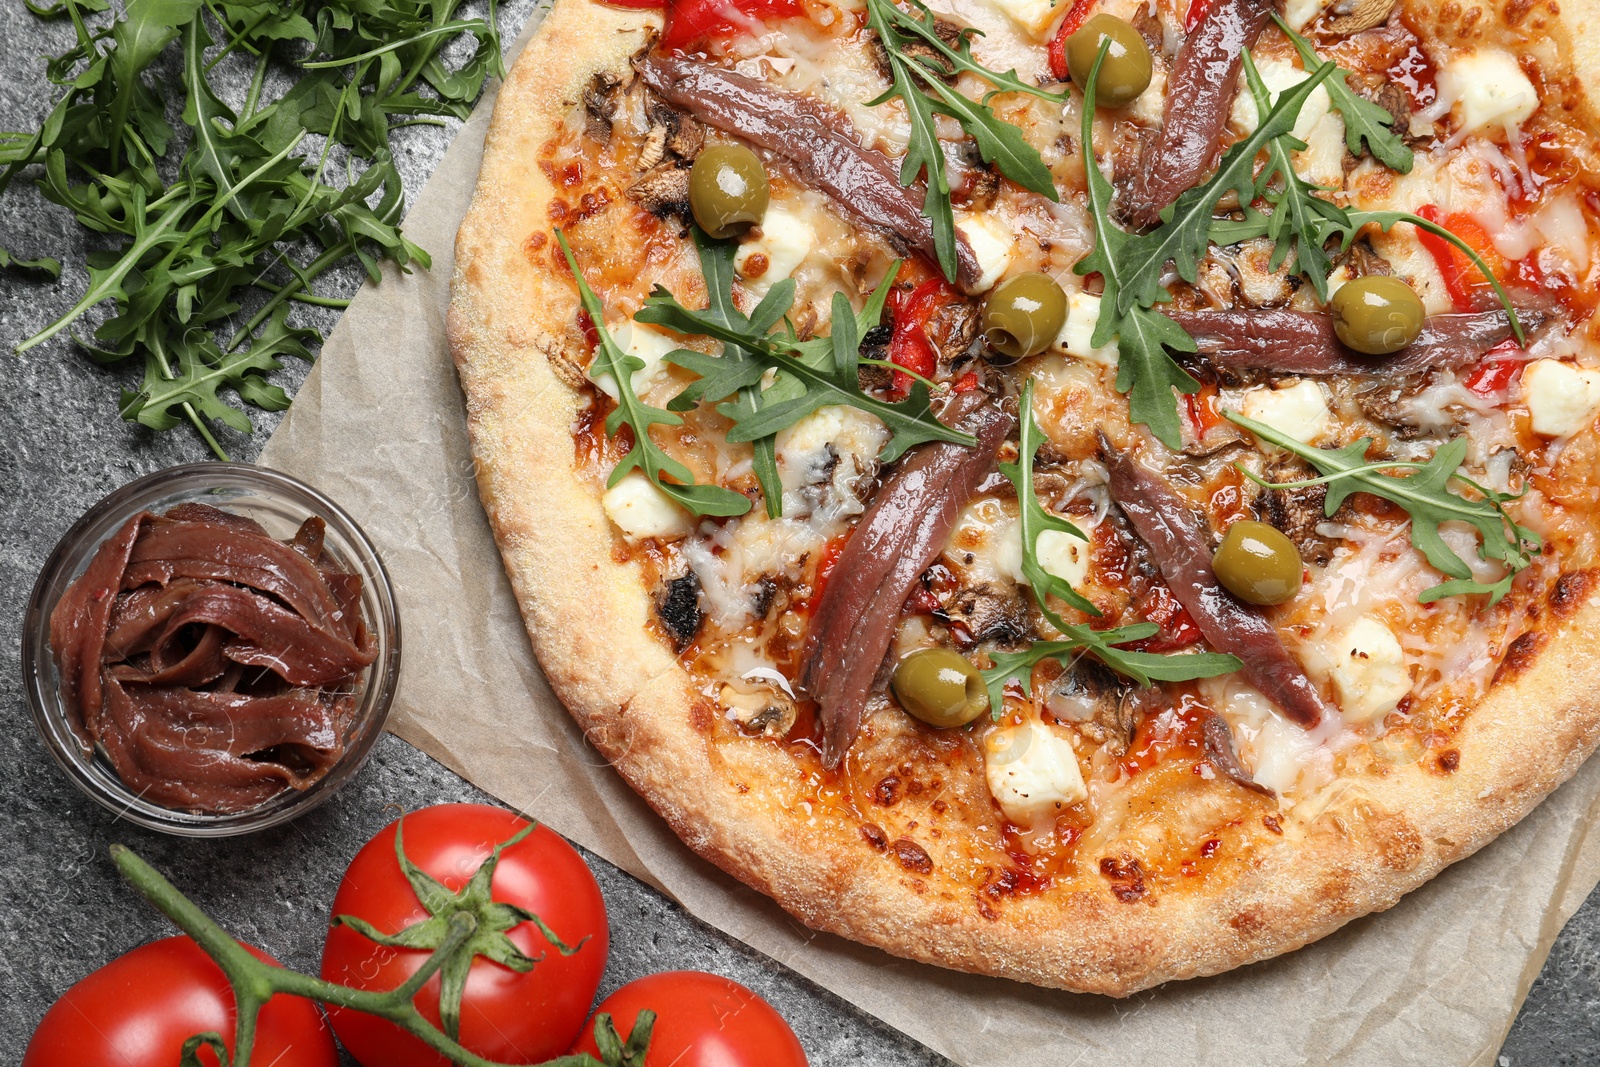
[22,463,401,837]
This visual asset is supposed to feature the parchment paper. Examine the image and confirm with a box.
[260,12,1600,1064]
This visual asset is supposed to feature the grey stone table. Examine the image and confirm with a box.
[0,3,1596,1063]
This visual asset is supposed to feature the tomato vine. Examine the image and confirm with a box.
[108,842,651,1067]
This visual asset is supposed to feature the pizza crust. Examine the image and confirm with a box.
[448,0,1600,993]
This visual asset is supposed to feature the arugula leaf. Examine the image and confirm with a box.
[638,229,976,465]
[982,628,1243,715]
[1115,60,1336,315]
[106,0,204,171]
[862,0,1060,282]
[864,0,959,281]
[870,0,1070,106]
[556,230,752,519]
[1226,411,1540,604]
[0,245,62,278]
[659,227,791,517]
[1240,51,1350,302]
[119,306,314,434]
[1072,40,1200,449]
[1275,14,1414,174]
[981,380,1243,712]
[4,0,503,456]
[1000,381,1098,616]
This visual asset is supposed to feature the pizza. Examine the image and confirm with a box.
[448,0,1600,994]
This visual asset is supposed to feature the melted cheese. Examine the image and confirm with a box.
[984,0,1059,39]
[1318,617,1412,725]
[1230,56,1332,140]
[984,718,1087,824]
[945,497,1026,584]
[1036,528,1090,587]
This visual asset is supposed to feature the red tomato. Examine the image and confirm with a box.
[571,972,808,1066]
[23,936,336,1067]
[1183,0,1211,31]
[660,0,804,52]
[321,804,609,1067]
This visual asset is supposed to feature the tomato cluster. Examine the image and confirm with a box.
[24,804,807,1067]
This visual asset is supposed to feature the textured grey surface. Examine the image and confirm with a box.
[0,3,1595,1064]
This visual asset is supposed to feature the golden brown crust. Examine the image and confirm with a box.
[449,0,1600,993]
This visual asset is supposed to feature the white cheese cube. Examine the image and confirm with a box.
[594,320,675,401]
[1250,714,1320,795]
[1438,50,1538,137]
[1240,380,1332,446]
[1051,291,1119,365]
[986,0,1060,38]
[984,719,1087,825]
[1522,360,1600,438]
[602,471,692,541]
[734,205,815,294]
[1035,528,1090,588]
[954,211,1014,294]
[1323,617,1412,724]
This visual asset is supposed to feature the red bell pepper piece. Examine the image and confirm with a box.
[1415,204,1507,313]
[1463,338,1525,398]
[886,276,961,393]
[1047,0,1099,82]
[1184,0,1212,32]
[1128,582,1204,652]
[654,0,804,53]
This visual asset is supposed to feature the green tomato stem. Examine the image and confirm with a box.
[107,845,614,1067]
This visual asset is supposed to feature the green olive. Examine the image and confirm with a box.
[982,272,1068,360]
[1066,14,1154,109]
[892,648,988,729]
[1329,275,1426,355]
[1212,520,1304,606]
[688,145,770,239]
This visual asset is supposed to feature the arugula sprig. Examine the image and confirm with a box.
[1226,411,1540,604]
[1239,51,1350,302]
[1,0,503,456]
[556,230,752,519]
[637,228,976,473]
[1003,381,1097,617]
[981,382,1243,713]
[862,0,1060,283]
[1275,14,1414,174]
[1113,61,1337,316]
[1073,40,1202,450]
